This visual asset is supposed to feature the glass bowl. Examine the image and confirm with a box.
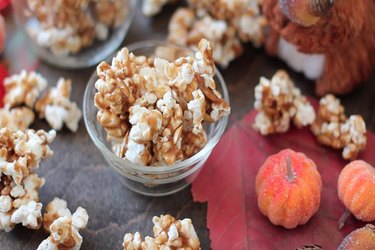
[12,0,136,69]
[83,40,230,196]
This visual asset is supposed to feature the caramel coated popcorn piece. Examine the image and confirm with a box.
[311,95,367,160]
[0,128,55,231]
[4,70,47,109]
[38,198,89,250]
[123,214,200,250]
[95,39,229,166]
[0,107,35,131]
[10,200,43,229]
[253,70,316,135]
[35,78,82,132]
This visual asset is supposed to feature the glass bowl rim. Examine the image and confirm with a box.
[11,0,137,69]
[83,40,230,174]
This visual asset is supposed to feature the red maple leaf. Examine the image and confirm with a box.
[0,62,8,107]
[0,0,10,10]
[192,105,375,249]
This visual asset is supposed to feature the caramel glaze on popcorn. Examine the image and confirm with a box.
[0,128,55,232]
[253,70,316,135]
[35,77,82,132]
[3,70,47,109]
[37,197,89,250]
[123,214,200,250]
[311,94,367,160]
[1,70,82,133]
[94,39,230,166]
[0,107,35,131]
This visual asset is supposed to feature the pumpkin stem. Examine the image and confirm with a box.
[338,209,351,230]
[286,155,296,182]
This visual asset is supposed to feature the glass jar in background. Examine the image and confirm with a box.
[12,0,136,69]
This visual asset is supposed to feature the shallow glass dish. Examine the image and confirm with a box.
[83,41,229,196]
[12,0,136,69]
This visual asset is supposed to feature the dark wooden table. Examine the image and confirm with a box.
[1,2,374,249]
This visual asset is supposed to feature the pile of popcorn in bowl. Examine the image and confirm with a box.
[83,39,230,196]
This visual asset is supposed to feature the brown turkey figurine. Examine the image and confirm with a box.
[261,0,375,95]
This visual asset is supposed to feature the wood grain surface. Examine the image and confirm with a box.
[1,2,375,249]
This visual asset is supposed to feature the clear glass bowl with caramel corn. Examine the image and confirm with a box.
[12,0,135,69]
[83,40,230,196]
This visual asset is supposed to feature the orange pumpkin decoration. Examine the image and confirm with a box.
[338,224,375,250]
[338,160,375,227]
[255,148,322,229]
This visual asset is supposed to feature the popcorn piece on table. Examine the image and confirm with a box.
[253,70,316,135]
[10,200,42,229]
[3,70,47,109]
[123,214,200,250]
[38,197,89,250]
[311,94,367,160]
[94,39,230,166]
[0,128,55,232]
[0,107,35,131]
[35,78,82,132]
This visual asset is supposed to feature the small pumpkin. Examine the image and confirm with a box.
[338,160,375,227]
[255,148,322,229]
[338,224,375,250]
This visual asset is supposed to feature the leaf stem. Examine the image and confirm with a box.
[286,155,296,182]
[338,209,351,230]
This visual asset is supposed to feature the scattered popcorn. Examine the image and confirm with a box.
[167,0,266,67]
[0,107,35,131]
[26,0,129,55]
[3,70,47,108]
[42,197,72,231]
[0,211,13,232]
[95,39,230,166]
[38,198,89,250]
[311,95,367,160]
[10,200,42,229]
[0,195,12,213]
[123,214,200,250]
[0,128,55,231]
[253,70,316,135]
[35,78,82,132]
